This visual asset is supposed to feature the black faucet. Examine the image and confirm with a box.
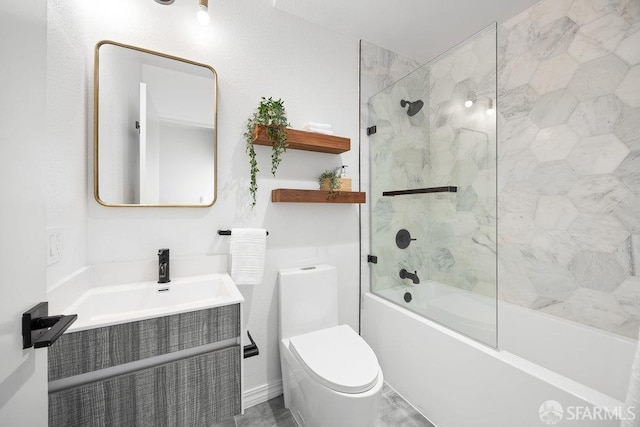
[158,248,170,284]
[399,268,419,284]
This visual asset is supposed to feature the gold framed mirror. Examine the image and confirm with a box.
[94,41,217,207]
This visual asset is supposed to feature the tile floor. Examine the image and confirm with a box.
[215,384,434,427]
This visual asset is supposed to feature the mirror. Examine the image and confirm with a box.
[94,41,217,207]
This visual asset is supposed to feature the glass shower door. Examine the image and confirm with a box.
[369,23,497,347]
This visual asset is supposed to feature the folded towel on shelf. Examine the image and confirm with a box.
[305,128,334,135]
[230,228,267,285]
[304,122,332,131]
[303,122,334,135]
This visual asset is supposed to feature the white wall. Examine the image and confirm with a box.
[47,0,360,396]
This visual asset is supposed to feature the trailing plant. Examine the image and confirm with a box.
[244,97,289,206]
[318,169,340,197]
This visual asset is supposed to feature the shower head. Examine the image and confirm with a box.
[400,99,424,117]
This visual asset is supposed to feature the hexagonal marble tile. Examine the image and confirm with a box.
[529,0,573,29]
[500,116,539,153]
[500,85,538,120]
[615,193,640,234]
[499,212,536,244]
[529,261,579,300]
[567,94,624,137]
[567,14,629,63]
[529,89,578,128]
[529,124,579,161]
[567,133,629,174]
[531,230,578,265]
[614,106,640,144]
[615,65,640,107]
[568,174,628,213]
[567,54,629,101]
[565,287,630,331]
[500,180,538,214]
[530,16,579,60]
[534,195,579,229]
[455,185,478,212]
[529,160,578,195]
[614,277,640,318]
[501,51,540,91]
[568,0,621,26]
[450,49,479,83]
[530,53,579,94]
[430,75,456,106]
[567,250,627,291]
[614,150,640,193]
[615,31,640,65]
[568,213,630,252]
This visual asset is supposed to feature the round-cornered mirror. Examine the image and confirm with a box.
[94,41,217,207]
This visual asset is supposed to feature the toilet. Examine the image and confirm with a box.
[278,264,383,427]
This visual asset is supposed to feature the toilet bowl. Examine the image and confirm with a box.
[278,265,383,427]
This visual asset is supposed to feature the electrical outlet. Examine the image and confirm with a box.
[47,227,63,265]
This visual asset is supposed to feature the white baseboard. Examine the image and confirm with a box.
[243,380,284,409]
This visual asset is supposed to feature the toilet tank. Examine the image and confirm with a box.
[278,264,339,340]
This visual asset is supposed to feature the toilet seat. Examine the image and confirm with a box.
[289,324,380,394]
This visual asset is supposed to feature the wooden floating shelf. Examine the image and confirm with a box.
[253,125,350,154]
[272,189,366,204]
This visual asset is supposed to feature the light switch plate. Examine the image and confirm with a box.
[47,226,63,265]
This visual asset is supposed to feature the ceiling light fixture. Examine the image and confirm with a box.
[197,0,210,25]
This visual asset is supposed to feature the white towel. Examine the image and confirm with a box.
[305,128,334,135]
[304,122,332,131]
[622,329,640,426]
[230,228,267,285]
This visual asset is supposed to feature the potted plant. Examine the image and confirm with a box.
[318,169,341,197]
[244,97,289,206]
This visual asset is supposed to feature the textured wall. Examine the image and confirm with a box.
[497,0,640,337]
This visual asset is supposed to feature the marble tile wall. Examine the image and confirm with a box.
[362,0,640,339]
[497,0,640,338]
[367,25,497,308]
[360,41,420,296]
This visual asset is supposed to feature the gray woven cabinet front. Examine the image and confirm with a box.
[49,304,240,381]
[49,346,241,427]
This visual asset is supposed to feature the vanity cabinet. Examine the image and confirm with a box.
[48,304,241,427]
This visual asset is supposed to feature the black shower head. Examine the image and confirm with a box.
[400,99,424,117]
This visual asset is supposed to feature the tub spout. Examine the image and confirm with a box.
[399,268,420,284]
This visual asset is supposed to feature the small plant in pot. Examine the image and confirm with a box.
[244,97,289,206]
[318,169,341,197]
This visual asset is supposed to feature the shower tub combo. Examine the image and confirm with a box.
[364,22,637,427]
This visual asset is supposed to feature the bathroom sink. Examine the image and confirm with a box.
[64,273,244,332]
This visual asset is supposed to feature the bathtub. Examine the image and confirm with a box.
[363,282,638,427]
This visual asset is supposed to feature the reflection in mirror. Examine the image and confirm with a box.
[95,41,217,207]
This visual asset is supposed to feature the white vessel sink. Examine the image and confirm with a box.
[64,273,243,332]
